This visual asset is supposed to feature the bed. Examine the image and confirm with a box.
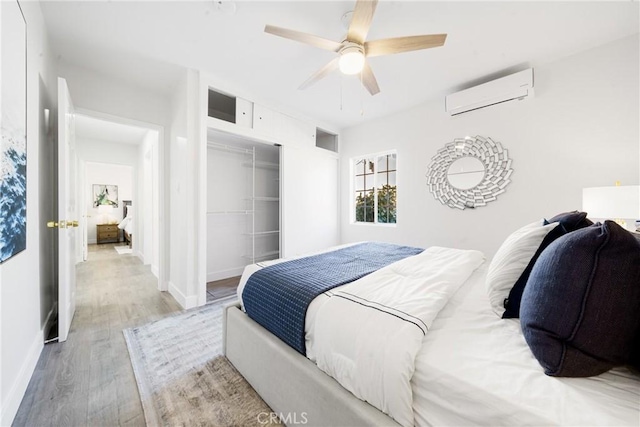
[118,201,133,248]
[224,233,640,426]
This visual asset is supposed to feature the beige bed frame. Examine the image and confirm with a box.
[224,303,400,427]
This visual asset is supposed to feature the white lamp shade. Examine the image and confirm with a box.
[582,185,640,219]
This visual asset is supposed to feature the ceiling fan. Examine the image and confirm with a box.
[264,0,447,96]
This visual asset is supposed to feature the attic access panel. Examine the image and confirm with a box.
[316,128,338,153]
[208,89,236,123]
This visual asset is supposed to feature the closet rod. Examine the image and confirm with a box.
[207,210,254,215]
[207,141,253,154]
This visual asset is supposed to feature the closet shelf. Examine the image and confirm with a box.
[243,161,279,170]
[249,196,280,202]
[243,230,280,236]
[207,142,253,155]
[207,210,254,215]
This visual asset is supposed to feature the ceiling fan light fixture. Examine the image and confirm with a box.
[339,44,365,75]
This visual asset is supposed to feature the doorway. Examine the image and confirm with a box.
[74,110,165,290]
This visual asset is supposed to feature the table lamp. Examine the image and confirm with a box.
[98,204,114,224]
[582,183,640,231]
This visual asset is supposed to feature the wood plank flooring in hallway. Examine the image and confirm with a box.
[13,244,182,426]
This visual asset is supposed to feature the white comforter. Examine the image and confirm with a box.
[238,244,484,427]
[313,246,484,427]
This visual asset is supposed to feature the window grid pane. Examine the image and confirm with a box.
[354,153,396,224]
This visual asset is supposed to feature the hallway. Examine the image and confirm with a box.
[13,244,182,426]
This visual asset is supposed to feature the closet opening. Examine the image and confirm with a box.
[206,133,281,303]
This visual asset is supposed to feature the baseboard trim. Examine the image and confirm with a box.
[0,330,44,426]
[151,264,159,279]
[87,238,97,245]
[168,281,198,310]
[207,267,244,283]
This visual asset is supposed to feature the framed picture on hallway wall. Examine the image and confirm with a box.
[93,184,119,208]
[0,0,27,264]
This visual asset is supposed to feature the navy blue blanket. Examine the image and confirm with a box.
[242,242,423,355]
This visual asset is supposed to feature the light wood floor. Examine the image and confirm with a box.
[206,276,240,302]
[13,243,182,427]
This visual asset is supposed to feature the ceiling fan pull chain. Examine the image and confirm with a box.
[340,73,344,111]
[360,71,364,116]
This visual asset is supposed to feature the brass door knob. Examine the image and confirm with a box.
[47,220,79,228]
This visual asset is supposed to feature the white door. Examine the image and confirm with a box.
[281,145,339,257]
[57,77,79,342]
[80,161,88,262]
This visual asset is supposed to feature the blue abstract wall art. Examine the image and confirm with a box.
[0,0,27,263]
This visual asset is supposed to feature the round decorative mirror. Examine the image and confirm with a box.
[425,136,513,210]
[446,156,485,190]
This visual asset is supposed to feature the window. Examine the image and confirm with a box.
[353,151,397,224]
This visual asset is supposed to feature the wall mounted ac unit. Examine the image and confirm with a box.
[445,68,534,116]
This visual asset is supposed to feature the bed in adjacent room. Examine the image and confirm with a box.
[224,216,640,427]
[118,201,134,247]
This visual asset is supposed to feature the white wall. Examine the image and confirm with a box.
[168,69,201,308]
[340,35,640,258]
[77,137,138,168]
[58,63,171,129]
[0,2,57,425]
[137,129,159,273]
[83,162,134,244]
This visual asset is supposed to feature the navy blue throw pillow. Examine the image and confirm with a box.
[502,225,567,318]
[502,211,592,318]
[547,210,593,231]
[521,221,640,377]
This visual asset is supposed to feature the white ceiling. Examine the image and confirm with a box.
[41,1,639,129]
[75,114,149,145]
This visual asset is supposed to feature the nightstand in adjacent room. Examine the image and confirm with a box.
[97,224,120,244]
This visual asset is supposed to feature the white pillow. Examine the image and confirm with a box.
[118,216,131,230]
[486,220,560,317]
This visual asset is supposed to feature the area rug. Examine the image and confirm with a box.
[123,297,279,426]
[114,245,132,255]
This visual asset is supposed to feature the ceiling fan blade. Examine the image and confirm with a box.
[347,0,378,45]
[365,34,447,57]
[265,25,342,52]
[361,62,380,96]
[299,57,340,90]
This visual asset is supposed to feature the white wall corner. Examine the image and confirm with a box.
[167,281,197,309]
[0,331,44,426]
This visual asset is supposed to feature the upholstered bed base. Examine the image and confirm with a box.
[224,303,400,427]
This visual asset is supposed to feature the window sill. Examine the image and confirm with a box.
[350,221,397,228]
